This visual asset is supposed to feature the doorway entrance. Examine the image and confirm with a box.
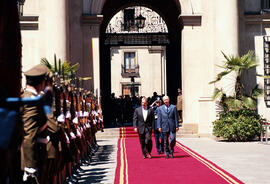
[99,0,182,126]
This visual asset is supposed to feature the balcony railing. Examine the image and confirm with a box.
[121,64,140,78]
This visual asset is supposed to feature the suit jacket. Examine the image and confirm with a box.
[157,104,179,132]
[133,106,154,135]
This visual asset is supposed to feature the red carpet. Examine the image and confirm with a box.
[115,127,244,184]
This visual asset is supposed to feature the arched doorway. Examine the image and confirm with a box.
[99,0,182,126]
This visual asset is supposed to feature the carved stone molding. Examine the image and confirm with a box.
[106,7,168,34]
[81,15,103,25]
[179,14,202,26]
[20,16,39,30]
[245,14,270,24]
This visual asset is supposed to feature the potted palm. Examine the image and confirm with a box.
[210,51,263,141]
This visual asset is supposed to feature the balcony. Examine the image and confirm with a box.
[121,64,140,78]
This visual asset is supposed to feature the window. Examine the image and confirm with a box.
[262,0,270,9]
[124,9,135,31]
[122,84,139,96]
[124,52,136,72]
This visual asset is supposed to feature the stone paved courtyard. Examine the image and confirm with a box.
[79,132,270,184]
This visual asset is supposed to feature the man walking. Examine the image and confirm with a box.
[133,97,154,159]
[157,96,179,159]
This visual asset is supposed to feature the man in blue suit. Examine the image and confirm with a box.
[157,96,179,158]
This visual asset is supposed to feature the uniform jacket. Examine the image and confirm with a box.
[177,95,182,111]
[151,105,159,130]
[133,106,154,135]
[46,101,60,159]
[21,90,47,169]
[157,104,179,132]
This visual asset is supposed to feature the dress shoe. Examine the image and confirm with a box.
[165,154,169,159]
[143,155,146,159]
[147,154,151,159]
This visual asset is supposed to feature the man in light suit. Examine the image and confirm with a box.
[133,97,154,159]
[157,96,179,158]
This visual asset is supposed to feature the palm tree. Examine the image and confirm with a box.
[41,57,92,83]
[41,57,80,77]
[210,51,263,111]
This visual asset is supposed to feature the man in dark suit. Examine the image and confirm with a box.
[133,97,154,159]
[157,96,179,159]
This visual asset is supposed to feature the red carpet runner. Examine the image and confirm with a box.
[115,127,244,184]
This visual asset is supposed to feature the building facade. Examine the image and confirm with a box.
[20,0,270,136]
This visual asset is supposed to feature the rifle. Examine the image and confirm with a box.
[0,87,53,149]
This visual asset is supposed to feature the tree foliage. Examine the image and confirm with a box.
[210,51,263,141]
[210,51,262,111]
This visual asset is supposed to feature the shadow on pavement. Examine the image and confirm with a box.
[77,144,116,183]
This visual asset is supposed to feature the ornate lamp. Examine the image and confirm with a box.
[135,6,146,29]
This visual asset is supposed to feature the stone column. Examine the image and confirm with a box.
[92,36,100,98]
[161,47,167,95]
[215,0,239,56]
[214,0,239,95]
[83,0,92,14]
[43,0,68,60]
[196,0,239,136]
[82,15,103,101]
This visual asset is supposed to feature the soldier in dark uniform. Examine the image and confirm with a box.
[21,64,49,183]
[150,97,164,154]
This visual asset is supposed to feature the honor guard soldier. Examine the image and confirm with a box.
[21,64,50,183]
[43,69,60,184]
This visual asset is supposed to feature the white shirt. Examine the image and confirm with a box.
[142,107,148,122]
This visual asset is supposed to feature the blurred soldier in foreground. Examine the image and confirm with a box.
[21,64,50,183]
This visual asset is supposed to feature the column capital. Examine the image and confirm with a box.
[81,14,103,25]
[20,16,39,30]
[178,14,202,26]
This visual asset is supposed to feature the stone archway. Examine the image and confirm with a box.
[96,0,182,125]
